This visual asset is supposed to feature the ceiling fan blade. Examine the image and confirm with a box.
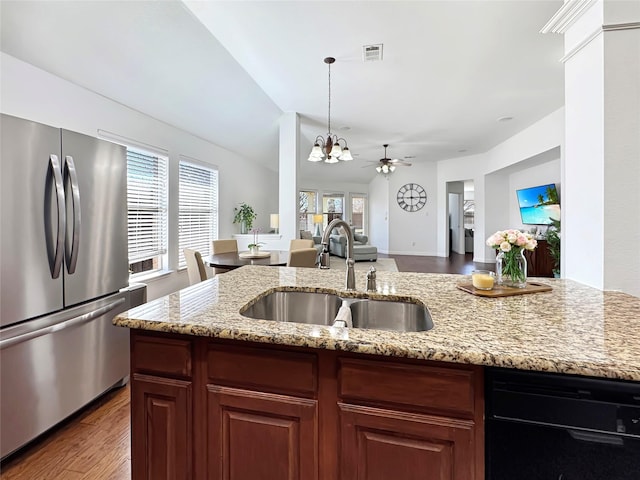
[389,159,412,166]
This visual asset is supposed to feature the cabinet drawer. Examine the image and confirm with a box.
[132,334,193,378]
[339,358,476,417]
[207,344,317,397]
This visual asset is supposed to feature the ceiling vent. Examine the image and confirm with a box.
[363,44,383,62]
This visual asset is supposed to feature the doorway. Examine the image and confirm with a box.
[449,193,463,254]
[446,180,474,256]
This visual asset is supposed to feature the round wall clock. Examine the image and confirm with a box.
[397,183,427,212]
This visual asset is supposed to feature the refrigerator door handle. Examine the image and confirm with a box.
[49,154,66,279]
[64,155,81,274]
[0,297,125,350]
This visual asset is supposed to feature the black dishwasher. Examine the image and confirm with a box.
[485,367,640,480]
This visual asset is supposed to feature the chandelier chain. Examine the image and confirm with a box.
[327,61,331,135]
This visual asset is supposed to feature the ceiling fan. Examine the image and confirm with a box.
[369,144,412,174]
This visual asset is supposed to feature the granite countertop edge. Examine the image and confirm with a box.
[115,266,640,382]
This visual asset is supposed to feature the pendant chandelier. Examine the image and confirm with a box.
[307,57,353,163]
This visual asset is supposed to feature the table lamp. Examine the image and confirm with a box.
[313,214,323,237]
[270,214,279,234]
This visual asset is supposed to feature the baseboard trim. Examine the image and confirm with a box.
[386,250,441,256]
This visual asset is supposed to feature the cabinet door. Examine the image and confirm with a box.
[207,385,318,480]
[525,239,554,277]
[131,373,192,480]
[340,403,475,480]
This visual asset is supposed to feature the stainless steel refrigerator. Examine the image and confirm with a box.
[0,114,146,459]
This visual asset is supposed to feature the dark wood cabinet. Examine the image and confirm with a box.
[524,239,555,277]
[129,331,484,480]
[339,403,474,480]
[337,358,482,480]
[207,385,318,480]
[131,373,193,480]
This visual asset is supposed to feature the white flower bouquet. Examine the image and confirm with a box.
[486,229,537,286]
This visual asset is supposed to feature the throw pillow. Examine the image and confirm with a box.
[300,230,313,240]
[338,226,347,236]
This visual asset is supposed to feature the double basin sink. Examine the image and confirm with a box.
[240,289,433,332]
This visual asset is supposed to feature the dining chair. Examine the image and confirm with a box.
[184,248,208,285]
[289,239,314,251]
[287,248,318,268]
[212,239,238,254]
[211,239,238,275]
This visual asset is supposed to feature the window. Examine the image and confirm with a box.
[178,159,218,269]
[350,194,367,235]
[298,190,317,232]
[127,148,168,275]
[323,193,344,224]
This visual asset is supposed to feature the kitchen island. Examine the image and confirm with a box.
[114,266,640,479]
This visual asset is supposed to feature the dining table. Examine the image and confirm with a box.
[203,250,289,270]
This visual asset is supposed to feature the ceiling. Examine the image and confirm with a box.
[1,0,564,184]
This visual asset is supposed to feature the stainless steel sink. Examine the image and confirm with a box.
[240,290,342,325]
[349,299,433,332]
[241,290,434,333]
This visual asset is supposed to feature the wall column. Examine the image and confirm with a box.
[279,112,299,242]
[542,0,640,297]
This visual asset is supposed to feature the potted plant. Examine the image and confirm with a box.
[233,203,256,234]
[247,228,264,254]
[546,218,561,277]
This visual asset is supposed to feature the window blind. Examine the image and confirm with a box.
[178,160,218,269]
[127,149,168,264]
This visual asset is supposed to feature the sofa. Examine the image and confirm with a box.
[329,228,377,261]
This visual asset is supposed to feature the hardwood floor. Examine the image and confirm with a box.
[0,385,131,480]
[0,252,489,479]
[386,252,494,274]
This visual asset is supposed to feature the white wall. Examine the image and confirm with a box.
[368,175,390,253]
[386,161,439,255]
[508,158,561,232]
[561,0,640,297]
[437,109,564,262]
[278,112,299,242]
[602,25,640,296]
[483,172,511,260]
[1,53,278,300]
[564,35,606,292]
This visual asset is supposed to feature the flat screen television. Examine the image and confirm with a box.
[516,183,560,225]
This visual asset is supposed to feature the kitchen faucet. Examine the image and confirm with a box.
[320,219,355,290]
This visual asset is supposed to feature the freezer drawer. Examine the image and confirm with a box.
[0,288,138,459]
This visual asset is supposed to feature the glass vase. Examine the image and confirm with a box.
[249,245,260,255]
[496,248,527,288]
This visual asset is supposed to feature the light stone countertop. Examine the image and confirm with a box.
[114,265,640,381]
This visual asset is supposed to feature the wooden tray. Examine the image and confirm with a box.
[239,251,271,259]
[457,281,552,297]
